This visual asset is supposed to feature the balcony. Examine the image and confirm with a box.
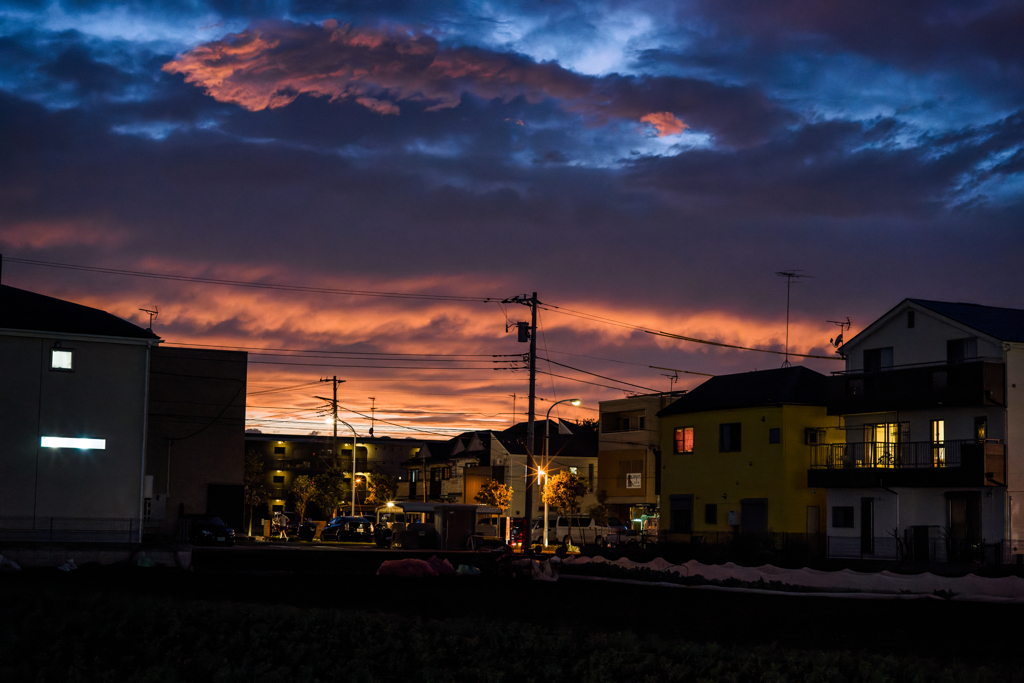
[827,360,1004,415]
[808,440,1005,488]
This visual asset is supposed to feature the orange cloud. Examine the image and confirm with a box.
[641,112,688,137]
[0,220,127,249]
[163,21,682,133]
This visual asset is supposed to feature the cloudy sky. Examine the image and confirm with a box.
[2,1,1022,437]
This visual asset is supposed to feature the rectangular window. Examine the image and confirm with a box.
[832,506,855,528]
[863,347,893,372]
[674,427,694,453]
[975,416,988,442]
[768,427,781,444]
[719,423,741,452]
[638,416,646,430]
[705,503,718,525]
[40,436,105,450]
[805,428,820,445]
[274,446,285,455]
[670,494,693,533]
[947,337,978,363]
[50,348,74,371]
[272,475,284,484]
[907,310,915,328]
[932,419,945,466]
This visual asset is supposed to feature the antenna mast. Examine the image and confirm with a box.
[139,306,159,330]
[368,397,376,437]
[775,271,810,367]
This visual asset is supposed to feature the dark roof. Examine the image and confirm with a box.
[911,299,1024,343]
[657,366,828,417]
[1,284,159,340]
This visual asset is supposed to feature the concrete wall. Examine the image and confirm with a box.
[1006,343,1024,542]
[0,332,150,521]
[145,346,247,532]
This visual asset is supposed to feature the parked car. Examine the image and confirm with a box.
[320,516,374,542]
[189,517,235,546]
[531,515,622,546]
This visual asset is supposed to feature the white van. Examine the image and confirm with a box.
[530,515,628,546]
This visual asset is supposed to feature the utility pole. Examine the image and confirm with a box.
[319,376,345,463]
[504,292,538,554]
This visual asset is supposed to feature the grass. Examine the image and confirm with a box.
[2,571,1022,683]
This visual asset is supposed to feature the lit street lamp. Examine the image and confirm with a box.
[327,417,359,516]
[543,397,580,547]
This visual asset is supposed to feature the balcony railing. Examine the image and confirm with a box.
[810,440,967,469]
[827,360,1004,414]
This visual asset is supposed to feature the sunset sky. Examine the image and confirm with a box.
[2,1,1022,438]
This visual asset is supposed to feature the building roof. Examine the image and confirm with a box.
[910,299,1024,343]
[1,284,159,340]
[657,366,828,417]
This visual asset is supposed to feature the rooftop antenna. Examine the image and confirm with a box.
[368,397,376,437]
[775,271,810,367]
[661,371,679,393]
[828,317,851,354]
[139,305,159,330]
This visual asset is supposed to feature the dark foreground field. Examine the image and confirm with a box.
[1,563,1022,682]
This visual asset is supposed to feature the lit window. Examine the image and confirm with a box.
[674,427,694,453]
[51,348,74,371]
[41,436,105,450]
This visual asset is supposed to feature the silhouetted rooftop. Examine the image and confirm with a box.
[1,284,159,340]
[658,366,828,416]
[911,299,1024,343]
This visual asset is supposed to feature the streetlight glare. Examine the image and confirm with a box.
[570,398,581,406]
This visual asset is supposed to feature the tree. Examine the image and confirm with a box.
[243,450,270,536]
[575,418,600,430]
[292,475,317,522]
[313,465,349,519]
[365,472,398,505]
[587,489,610,526]
[474,479,513,510]
[542,470,588,544]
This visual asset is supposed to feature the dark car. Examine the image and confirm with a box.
[189,517,235,546]
[320,516,374,542]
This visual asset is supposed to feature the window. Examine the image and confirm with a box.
[50,347,74,371]
[975,416,988,442]
[719,423,741,452]
[272,475,284,484]
[863,347,893,372]
[805,428,821,445]
[638,416,646,430]
[768,428,781,444]
[907,310,915,328]
[274,446,285,455]
[670,494,693,533]
[832,506,855,528]
[931,419,945,466]
[674,427,694,453]
[705,504,718,525]
[947,337,977,363]
[931,370,948,389]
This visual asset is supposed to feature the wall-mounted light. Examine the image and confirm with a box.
[41,436,105,450]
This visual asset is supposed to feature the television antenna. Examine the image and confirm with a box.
[828,317,851,352]
[139,305,159,330]
[775,271,810,367]
[661,371,679,393]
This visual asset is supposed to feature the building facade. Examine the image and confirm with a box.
[809,299,1021,562]
[658,367,833,541]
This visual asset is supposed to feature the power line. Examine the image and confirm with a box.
[4,257,498,303]
[537,357,661,393]
[538,302,841,360]
[167,342,521,358]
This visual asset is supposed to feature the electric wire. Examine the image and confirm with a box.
[537,357,661,392]
[4,257,498,302]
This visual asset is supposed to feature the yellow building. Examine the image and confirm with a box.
[658,366,836,540]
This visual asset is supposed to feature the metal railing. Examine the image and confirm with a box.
[0,517,140,543]
[810,440,969,469]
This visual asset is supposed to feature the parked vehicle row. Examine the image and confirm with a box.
[320,516,374,542]
[529,515,631,547]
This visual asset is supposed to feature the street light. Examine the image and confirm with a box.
[328,418,359,516]
[543,397,581,547]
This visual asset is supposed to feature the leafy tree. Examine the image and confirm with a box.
[243,450,270,536]
[292,475,317,522]
[542,471,587,544]
[313,465,349,519]
[365,472,398,505]
[575,418,600,429]
[474,479,513,510]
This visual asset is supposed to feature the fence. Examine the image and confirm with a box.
[0,517,140,543]
[810,440,966,469]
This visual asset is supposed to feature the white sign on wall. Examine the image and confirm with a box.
[626,473,642,489]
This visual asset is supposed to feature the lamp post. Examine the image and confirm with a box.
[543,398,580,547]
[328,418,359,516]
